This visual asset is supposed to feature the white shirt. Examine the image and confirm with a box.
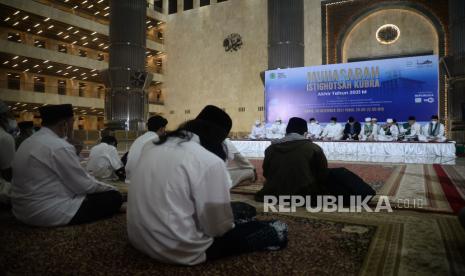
[322,123,343,140]
[127,133,234,265]
[400,122,422,137]
[11,127,115,227]
[86,142,123,180]
[379,125,399,138]
[307,123,322,139]
[422,122,445,138]
[267,123,286,139]
[126,131,159,180]
[249,125,266,139]
[360,123,379,138]
[0,127,15,204]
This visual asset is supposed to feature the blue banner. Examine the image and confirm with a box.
[265,55,439,123]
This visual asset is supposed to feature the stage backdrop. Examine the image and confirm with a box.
[265,55,439,123]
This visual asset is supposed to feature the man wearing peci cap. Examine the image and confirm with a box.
[400,116,422,141]
[11,104,122,227]
[127,105,288,266]
[359,117,378,141]
[126,115,168,181]
[255,117,328,202]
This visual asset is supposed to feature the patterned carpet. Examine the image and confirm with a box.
[230,160,465,214]
[0,210,376,275]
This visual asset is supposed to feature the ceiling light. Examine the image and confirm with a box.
[103,45,108,49]
[73,5,78,9]
[104,6,109,10]
[12,56,19,59]
[22,15,29,20]
[64,0,69,2]
[73,30,79,34]
[67,26,73,30]
[94,11,100,15]
[97,0,104,3]
[43,60,49,63]
[4,17,10,22]
[82,77,88,80]
[22,103,27,106]
[57,31,63,35]
[73,68,79,72]
[147,25,153,29]
[33,64,39,68]
[146,20,151,24]
[104,12,109,16]
[82,42,88,45]
[37,30,43,34]
[82,0,88,4]
[91,69,97,72]
[72,41,77,44]
[92,37,98,41]
[47,65,53,69]
[92,73,98,76]
[47,25,54,29]
[98,43,104,46]
[81,36,87,40]
[63,72,69,75]
[13,21,19,26]
[66,66,72,69]
[2,61,9,64]
[64,35,69,39]
[13,11,20,15]
[88,4,94,9]
[22,59,28,63]
[71,76,76,79]
[24,68,30,72]
[27,28,31,31]
[34,23,40,27]
[43,17,50,22]
[12,64,18,68]
[56,70,62,73]
[81,72,86,76]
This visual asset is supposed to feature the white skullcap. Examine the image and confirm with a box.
[365,117,371,122]
[372,118,377,121]
[386,118,393,123]
[0,101,9,114]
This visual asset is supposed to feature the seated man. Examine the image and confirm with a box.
[11,104,122,227]
[342,116,361,140]
[321,117,343,141]
[128,105,287,265]
[400,116,421,141]
[15,121,34,150]
[420,115,446,142]
[223,138,256,187]
[266,118,286,139]
[377,118,399,141]
[0,101,15,205]
[126,115,167,181]
[255,117,328,201]
[249,120,266,139]
[86,136,125,181]
[307,118,322,140]
[359,117,378,141]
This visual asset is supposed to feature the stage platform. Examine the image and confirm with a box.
[230,140,457,164]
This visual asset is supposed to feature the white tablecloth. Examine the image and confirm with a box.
[230,140,456,164]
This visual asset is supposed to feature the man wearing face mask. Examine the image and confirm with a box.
[321,117,343,141]
[419,115,446,142]
[249,119,266,139]
[266,118,286,139]
[0,101,15,205]
[307,118,323,140]
[11,104,122,226]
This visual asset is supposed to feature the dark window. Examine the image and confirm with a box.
[78,83,86,97]
[7,72,20,90]
[168,0,177,14]
[7,33,21,43]
[58,80,66,95]
[34,76,45,92]
[79,49,87,57]
[154,0,162,12]
[184,0,193,10]
[238,107,246,112]
[200,0,210,7]
[97,53,104,61]
[97,85,105,98]
[217,0,227,2]
[58,44,67,53]
[34,39,45,48]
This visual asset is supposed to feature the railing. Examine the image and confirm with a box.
[0,78,104,99]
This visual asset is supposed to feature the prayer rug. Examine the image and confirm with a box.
[0,211,375,275]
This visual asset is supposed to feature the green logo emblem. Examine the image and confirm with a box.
[270,73,276,79]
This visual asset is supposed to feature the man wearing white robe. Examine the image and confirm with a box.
[266,118,286,139]
[126,115,167,180]
[359,117,378,141]
[307,118,323,140]
[224,138,256,187]
[420,115,446,142]
[249,120,266,139]
[11,104,121,227]
[321,117,343,141]
[400,116,422,141]
[86,136,124,180]
[377,118,399,141]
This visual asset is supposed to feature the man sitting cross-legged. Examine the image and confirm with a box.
[11,104,122,227]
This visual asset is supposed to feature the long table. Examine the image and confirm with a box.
[230,140,457,164]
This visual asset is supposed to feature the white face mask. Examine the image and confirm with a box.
[310,122,316,125]
[331,121,336,125]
